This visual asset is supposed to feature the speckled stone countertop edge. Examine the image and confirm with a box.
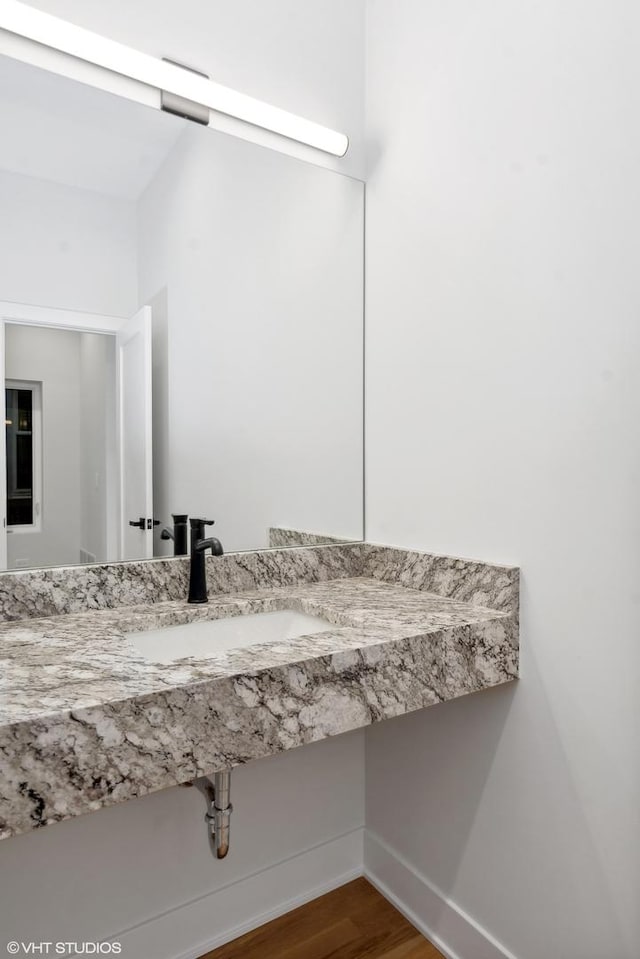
[0,545,520,840]
[0,599,518,839]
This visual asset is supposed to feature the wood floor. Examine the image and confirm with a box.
[199,877,444,959]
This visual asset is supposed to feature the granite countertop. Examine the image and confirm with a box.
[0,545,519,840]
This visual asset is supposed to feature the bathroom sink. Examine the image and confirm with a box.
[126,609,334,663]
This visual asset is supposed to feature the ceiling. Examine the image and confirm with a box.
[0,53,186,199]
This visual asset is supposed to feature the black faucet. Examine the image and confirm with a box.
[188,518,224,604]
[161,513,189,556]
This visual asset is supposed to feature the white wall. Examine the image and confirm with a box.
[0,732,365,958]
[5,324,82,568]
[0,168,137,316]
[11,0,366,178]
[365,2,640,958]
[138,125,364,552]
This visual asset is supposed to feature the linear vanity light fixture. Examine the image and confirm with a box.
[0,0,349,157]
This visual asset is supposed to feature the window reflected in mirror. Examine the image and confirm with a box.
[5,383,38,528]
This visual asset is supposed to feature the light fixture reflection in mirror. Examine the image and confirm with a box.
[0,0,349,157]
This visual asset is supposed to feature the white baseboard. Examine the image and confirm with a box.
[112,826,364,959]
[364,831,518,959]
[104,826,516,959]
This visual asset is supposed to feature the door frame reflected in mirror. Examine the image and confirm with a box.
[0,300,153,571]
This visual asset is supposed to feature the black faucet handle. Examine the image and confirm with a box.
[189,517,216,552]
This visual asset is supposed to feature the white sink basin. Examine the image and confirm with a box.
[127,608,334,663]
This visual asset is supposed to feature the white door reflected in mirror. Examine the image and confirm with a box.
[117,306,154,562]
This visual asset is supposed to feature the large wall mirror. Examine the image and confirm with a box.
[0,54,364,570]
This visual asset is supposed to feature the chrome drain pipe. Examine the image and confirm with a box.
[195,770,232,859]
